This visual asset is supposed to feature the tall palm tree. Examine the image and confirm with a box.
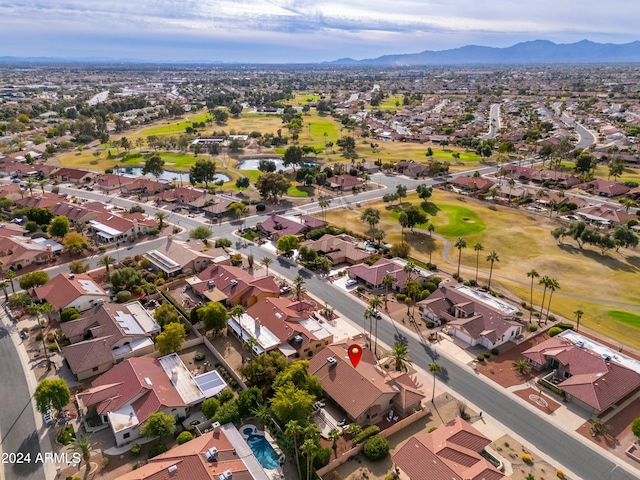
[406,280,421,318]
[300,439,318,480]
[285,420,304,480]
[318,199,330,221]
[292,275,306,301]
[360,208,380,241]
[29,303,54,370]
[538,276,551,326]
[69,435,99,480]
[381,273,394,309]
[5,269,16,294]
[364,306,375,340]
[38,179,48,194]
[250,404,272,430]
[507,178,515,200]
[385,342,412,372]
[473,242,484,285]
[574,309,584,332]
[526,269,539,325]
[260,257,273,276]
[428,362,442,403]
[486,251,499,290]
[243,337,259,360]
[428,223,435,265]
[26,178,35,195]
[403,261,416,282]
[156,212,166,231]
[97,255,116,274]
[544,278,560,324]
[454,238,467,278]
[0,280,8,301]
[231,305,245,322]
[369,296,382,355]
[328,428,341,459]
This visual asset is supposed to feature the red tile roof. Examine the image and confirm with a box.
[392,417,508,480]
[347,258,411,289]
[34,273,109,310]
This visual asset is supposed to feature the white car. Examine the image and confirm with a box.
[345,279,358,287]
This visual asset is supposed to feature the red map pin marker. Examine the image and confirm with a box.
[347,345,363,368]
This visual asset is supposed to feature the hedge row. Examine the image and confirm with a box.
[352,425,380,446]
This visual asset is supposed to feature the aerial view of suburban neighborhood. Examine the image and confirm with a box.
[2,3,640,480]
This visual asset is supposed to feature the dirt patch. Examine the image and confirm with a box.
[463,218,475,223]
[179,345,218,377]
[476,334,550,388]
[514,387,562,414]
[577,400,640,468]
[489,434,565,480]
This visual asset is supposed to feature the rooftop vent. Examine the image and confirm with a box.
[294,335,303,343]
[69,274,75,280]
[327,357,337,367]
[168,465,177,473]
[230,279,238,286]
[575,341,584,348]
[205,446,219,461]
[219,470,233,480]
[212,421,221,432]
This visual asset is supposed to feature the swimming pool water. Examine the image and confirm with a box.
[246,434,280,470]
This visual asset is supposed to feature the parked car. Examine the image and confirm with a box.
[345,279,358,287]
[19,330,28,340]
[373,309,382,319]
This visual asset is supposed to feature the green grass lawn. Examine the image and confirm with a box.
[140,112,210,136]
[429,149,482,162]
[286,185,314,197]
[429,203,487,237]
[608,311,640,328]
[376,95,404,109]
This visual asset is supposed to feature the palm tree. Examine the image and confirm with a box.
[538,276,551,326]
[38,179,48,194]
[260,257,273,276]
[69,435,99,480]
[398,211,408,242]
[374,229,385,247]
[29,303,54,371]
[544,278,560,324]
[292,275,306,301]
[300,439,318,480]
[97,255,116,274]
[526,269,539,325]
[473,242,484,285]
[428,362,442,403]
[231,305,245,323]
[250,404,272,430]
[454,237,467,278]
[0,280,9,301]
[328,428,341,459]
[318,199,330,221]
[5,269,16,294]
[385,342,412,372]
[156,212,166,231]
[364,306,375,340]
[574,309,584,332]
[403,261,416,282]
[486,251,499,290]
[243,337,259,360]
[369,296,382,355]
[507,178,515,200]
[26,178,35,195]
[428,223,435,265]
[285,420,304,480]
[406,280,421,318]
[512,359,531,375]
[360,208,380,241]
[381,273,394,309]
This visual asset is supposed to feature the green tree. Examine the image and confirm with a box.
[142,153,165,178]
[141,412,176,439]
[189,158,217,187]
[34,378,71,414]
[416,184,433,202]
[212,108,229,125]
[473,242,484,284]
[574,309,584,332]
[398,211,408,242]
[363,436,389,461]
[190,226,212,241]
[385,342,412,372]
[404,206,426,232]
[19,270,49,294]
[109,267,142,292]
[276,234,299,256]
[156,322,186,355]
[238,386,264,416]
[328,428,341,459]
[156,212,167,231]
[300,438,319,480]
[0,280,8,302]
[428,362,442,403]
[632,418,640,441]
[260,257,273,276]
[270,383,316,425]
[63,232,90,256]
[255,172,292,203]
[285,420,304,480]
[202,397,220,419]
[360,207,381,241]
[283,145,303,170]
[381,273,394,309]
[318,199,330,221]
[486,251,499,290]
[48,216,70,238]
[454,237,467,278]
[199,302,228,334]
[97,255,116,274]
[5,269,16,294]
[526,269,540,325]
[538,276,551,326]
[69,260,90,274]
[229,102,243,118]
[69,435,99,480]
[292,275,307,302]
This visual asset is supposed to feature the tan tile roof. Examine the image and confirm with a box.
[301,234,375,264]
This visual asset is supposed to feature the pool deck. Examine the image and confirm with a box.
[240,423,285,475]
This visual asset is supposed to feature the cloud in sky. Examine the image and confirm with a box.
[1,1,638,62]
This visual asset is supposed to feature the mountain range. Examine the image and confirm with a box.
[2,40,640,65]
[330,40,640,66]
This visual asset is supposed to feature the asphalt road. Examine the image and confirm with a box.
[561,113,596,150]
[0,307,45,480]
[483,103,502,140]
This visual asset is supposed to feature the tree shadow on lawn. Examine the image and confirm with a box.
[558,244,639,273]
[421,201,440,216]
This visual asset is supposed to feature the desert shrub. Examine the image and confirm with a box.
[476,354,485,362]
[483,353,490,359]
[556,322,574,331]
[215,238,232,248]
[428,426,438,433]
[36,333,43,341]
[352,425,380,445]
[218,389,234,405]
[101,457,109,468]
[130,444,141,456]
[49,343,59,351]
[363,436,389,461]
[116,291,132,303]
[548,327,563,337]
[548,314,556,322]
[194,351,206,361]
[132,463,140,470]
[396,293,406,303]
[529,324,538,332]
[148,444,167,459]
[522,453,533,464]
[556,470,565,479]
[313,447,332,469]
[60,307,81,323]
[176,431,193,445]
[256,203,266,212]
[490,348,499,355]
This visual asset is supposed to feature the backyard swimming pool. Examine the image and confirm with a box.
[242,426,281,470]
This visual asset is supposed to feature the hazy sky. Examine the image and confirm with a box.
[1,1,637,62]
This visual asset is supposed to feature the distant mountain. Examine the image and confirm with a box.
[331,40,640,66]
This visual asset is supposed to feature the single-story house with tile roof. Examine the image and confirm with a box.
[522,331,640,414]
[117,424,269,480]
[327,174,364,191]
[308,341,425,424]
[145,237,227,276]
[347,257,432,292]
[76,354,205,446]
[257,213,327,241]
[417,285,522,348]
[120,177,169,195]
[95,174,136,192]
[53,167,96,184]
[394,160,430,178]
[0,234,60,272]
[60,301,160,380]
[14,193,67,209]
[580,179,630,197]
[190,263,280,307]
[574,205,635,226]
[35,273,109,312]
[393,417,509,480]
[300,234,376,265]
[449,175,495,194]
